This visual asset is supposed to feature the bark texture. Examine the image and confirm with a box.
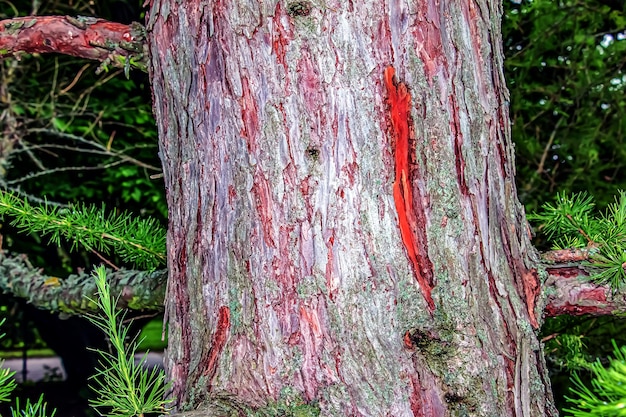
[148,0,557,415]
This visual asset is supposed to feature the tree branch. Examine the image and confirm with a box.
[542,249,626,317]
[0,16,147,72]
[2,245,623,319]
[0,251,165,315]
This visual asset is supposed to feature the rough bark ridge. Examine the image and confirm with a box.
[148,0,557,415]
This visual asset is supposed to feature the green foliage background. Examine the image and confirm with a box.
[0,0,165,275]
[505,0,626,213]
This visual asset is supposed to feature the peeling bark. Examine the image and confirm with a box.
[543,267,623,317]
[148,0,557,415]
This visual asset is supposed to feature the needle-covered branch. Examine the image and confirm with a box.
[0,16,147,73]
[0,251,165,314]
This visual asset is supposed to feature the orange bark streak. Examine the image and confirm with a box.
[385,66,435,312]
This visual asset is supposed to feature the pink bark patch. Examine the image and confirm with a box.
[296,51,323,114]
[411,1,446,84]
[252,172,276,248]
[407,373,446,417]
[521,268,540,329]
[299,305,323,400]
[272,2,292,72]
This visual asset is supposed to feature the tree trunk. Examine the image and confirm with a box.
[147,0,558,415]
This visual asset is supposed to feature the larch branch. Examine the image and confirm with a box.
[542,249,626,317]
[0,251,165,314]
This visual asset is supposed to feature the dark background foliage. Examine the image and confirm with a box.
[503,0,626,412]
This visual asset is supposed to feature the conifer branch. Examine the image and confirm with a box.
[530,190,626,289]
[0,16,147,73]
[0,190,166,270]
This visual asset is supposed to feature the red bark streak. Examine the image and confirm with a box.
[403,330,414,349]
[384,66,435,312]
[411,2,445,84]
[449,94,469,196]
[325,231,338,300]
[171,242,191,403]
[202,306,231,388]
[0,16,143,65]
[272,3,291,73]
[408,375,425,416]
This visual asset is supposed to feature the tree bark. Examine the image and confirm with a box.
[147,0,557,415]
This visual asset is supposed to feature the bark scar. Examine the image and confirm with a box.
[202,305,231,388]
[384,66,435,312]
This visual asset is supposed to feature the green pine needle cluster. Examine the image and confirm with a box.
[545,333,594,371]
[0,190,166,270]
[0,365,16,403]
[87,266,171,417]
[11,395,56,417]
[530,190,626,289]
[0,318,56,417]
[0,320,16,404]
[565,341,626,416]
